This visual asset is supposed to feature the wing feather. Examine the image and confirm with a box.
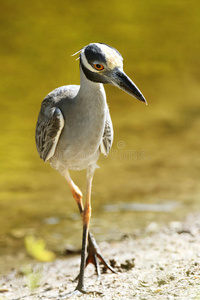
[35,95,64,162]
[100,108,113,156]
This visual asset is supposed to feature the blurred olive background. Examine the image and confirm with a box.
[0,0,200,272]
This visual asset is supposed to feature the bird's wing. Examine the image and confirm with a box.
[36,85,79,162]
[100,107,114,156]
[35,94,65,162]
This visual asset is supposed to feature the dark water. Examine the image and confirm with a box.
[1,0,200,273]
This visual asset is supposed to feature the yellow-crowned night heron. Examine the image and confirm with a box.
[35,43,147,297]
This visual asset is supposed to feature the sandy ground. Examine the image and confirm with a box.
[1,213,200,300]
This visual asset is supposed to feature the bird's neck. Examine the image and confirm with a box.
[77,65,107,119]
[79,66,105,96]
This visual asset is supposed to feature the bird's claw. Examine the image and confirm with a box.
[87,232,117,274]
[74,232,116,282]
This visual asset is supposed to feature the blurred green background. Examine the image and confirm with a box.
[0,0,200,273]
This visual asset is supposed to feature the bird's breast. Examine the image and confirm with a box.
[53,88,107,170]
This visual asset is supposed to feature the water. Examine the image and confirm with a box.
[1,0,200,274]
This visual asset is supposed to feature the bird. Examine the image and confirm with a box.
[35,42,147,297]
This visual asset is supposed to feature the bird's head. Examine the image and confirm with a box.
[79,43,147,104]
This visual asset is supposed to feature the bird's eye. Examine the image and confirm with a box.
[93,64,104,71]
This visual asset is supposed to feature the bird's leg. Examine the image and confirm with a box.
[65,170,116,281]
[67,176,84,214]
[61,169,93,297]
[75,168,94,292]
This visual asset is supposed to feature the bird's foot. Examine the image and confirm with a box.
[87,232,117,276]
[74,232,117,282]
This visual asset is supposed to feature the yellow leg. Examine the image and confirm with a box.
[64,168,93,292]
[63,168,116,296]
[65,171,84,214]
[76,168,93,292]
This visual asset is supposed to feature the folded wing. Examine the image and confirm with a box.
[100,108,113,156]
[35,95,64,162]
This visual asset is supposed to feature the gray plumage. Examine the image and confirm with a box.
[36,43,146,174]
[35,43,147,295]
[36,73,113,172]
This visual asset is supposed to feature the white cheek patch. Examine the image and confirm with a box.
[81,50,99,73]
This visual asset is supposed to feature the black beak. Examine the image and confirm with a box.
[111,68,147,104]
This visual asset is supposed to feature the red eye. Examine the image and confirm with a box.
[93,64,104,71]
